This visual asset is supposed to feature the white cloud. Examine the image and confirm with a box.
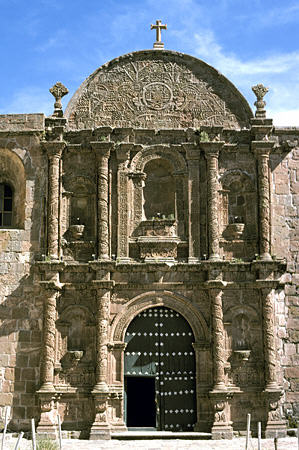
[0,87,53,116]
[271,109,299,127]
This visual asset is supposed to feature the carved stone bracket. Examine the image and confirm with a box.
[43,141,66,259]
[252,141,274,261]
[91,142,114,260]
[202,142,225,260]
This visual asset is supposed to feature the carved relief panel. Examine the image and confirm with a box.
[65,51,252,130]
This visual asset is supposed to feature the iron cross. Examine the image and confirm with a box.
[151,20,167,49]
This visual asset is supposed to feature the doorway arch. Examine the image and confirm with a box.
[124,306,196,431]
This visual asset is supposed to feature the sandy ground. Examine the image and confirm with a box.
[2,435,298,450]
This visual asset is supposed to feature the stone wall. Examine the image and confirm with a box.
[271,130,299,421]
[0,120,46,429]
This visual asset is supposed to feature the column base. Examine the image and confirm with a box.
[36,393,58,439]
[211,424,233,440]
[188,257,200,264]
[260,252,272,261]
[89,426,111,440]
[209,254,221,261]
[265,421,287,439]
[92,382,109,394]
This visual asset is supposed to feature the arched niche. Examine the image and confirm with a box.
[143,158,175,220]
[219,169,257,259]
[129,146,188,245]
[62,176,96,240]
[0,148,26,228]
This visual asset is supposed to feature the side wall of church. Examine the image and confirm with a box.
[0,114,46,429]
[271,135,299,419]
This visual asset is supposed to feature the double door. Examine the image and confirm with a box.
[124,306,196,431]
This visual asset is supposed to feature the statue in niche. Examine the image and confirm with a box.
[232,313,250,350]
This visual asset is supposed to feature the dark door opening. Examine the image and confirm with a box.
[125,376,156,428]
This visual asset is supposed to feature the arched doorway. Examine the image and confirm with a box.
[124,306,196,431]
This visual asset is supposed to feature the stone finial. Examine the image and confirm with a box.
[49,82,69,117]
[252,83,269,119]
[151,20,167,49]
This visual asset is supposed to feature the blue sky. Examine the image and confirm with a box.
[1,0,299,126]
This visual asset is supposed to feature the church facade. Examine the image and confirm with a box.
[0,36,298,439]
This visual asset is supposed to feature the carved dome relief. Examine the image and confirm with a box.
[65,51,252,130]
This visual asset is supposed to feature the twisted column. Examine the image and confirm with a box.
[184,144,201,262]
[210,288,226,390]
[91,142,113,260]
[93,287,111,393]
[203,143,224,260]
[262,288,278,390]
[253,143,273,261]
[39,281,61,392]
[43,141,65,259]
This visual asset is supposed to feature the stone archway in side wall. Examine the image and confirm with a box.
[110,291,209,344]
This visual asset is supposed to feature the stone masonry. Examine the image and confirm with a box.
[0,46,298,440]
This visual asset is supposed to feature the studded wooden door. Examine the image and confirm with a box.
[124,306,196,431]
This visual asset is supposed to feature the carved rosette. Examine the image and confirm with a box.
[39,281,62,392]
[262,288,278,390]
[202,143,224,260]
[91,142,113,259]
[43,141,66,259]
[210,288,226,390]
[252,143,273,260]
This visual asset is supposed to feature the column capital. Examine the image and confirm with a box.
[42,140,66,159]
[252,140,274,156]
[91,141,114,159]
[201,141,225,157]
[116,143,133,162]
[182,143,200,160]
[39,280,63,291]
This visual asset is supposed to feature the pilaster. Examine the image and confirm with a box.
[184,143,201,262]
[116,144,132,261]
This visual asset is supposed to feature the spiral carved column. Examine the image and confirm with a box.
[43,141,65,259]
[210,288,226,390]
[202,143,224,260]
[39,281,61,392]
[91,142,113,260]
[262,288,278,390]
[91,283,113,439]
[253,142,273,261]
